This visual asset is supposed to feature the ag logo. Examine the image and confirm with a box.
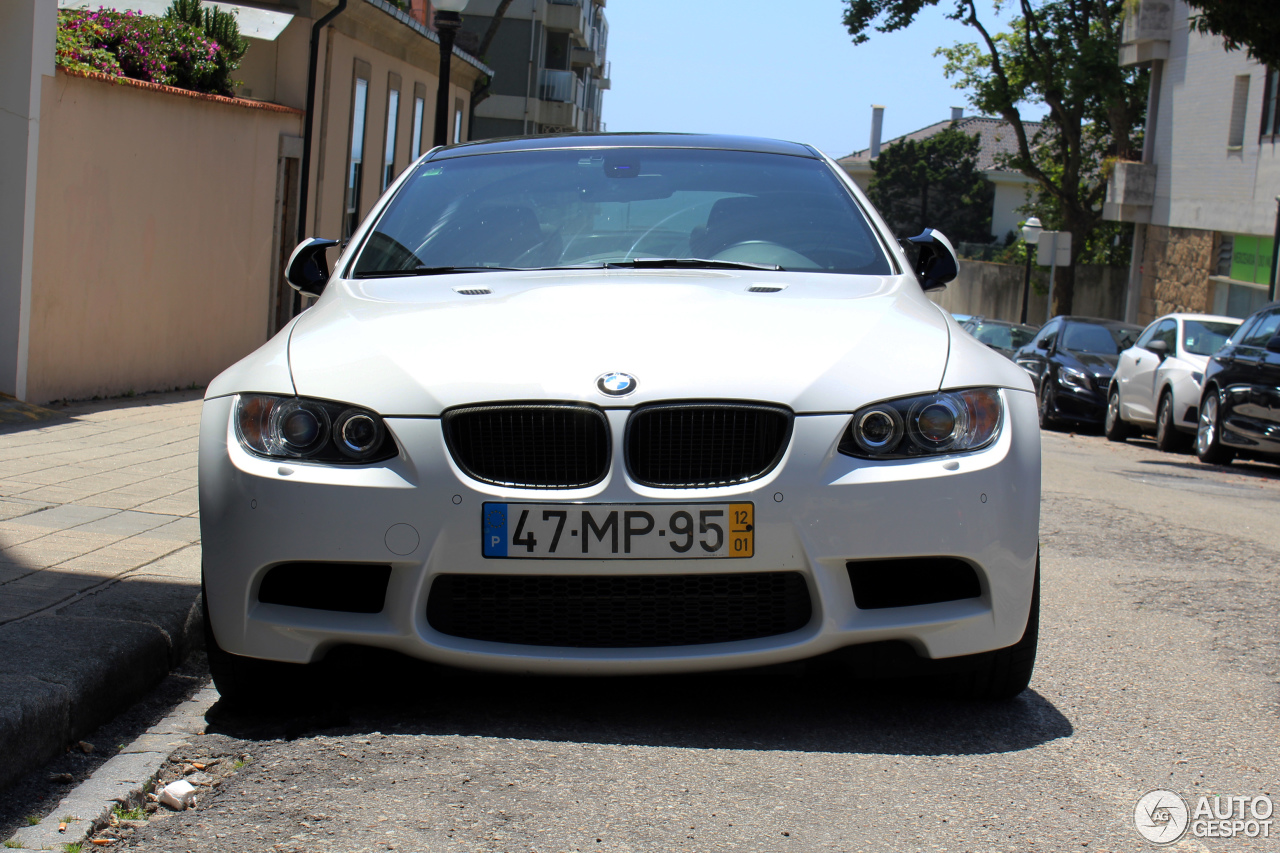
[1134,790,1190,844]
[596,372,637,397]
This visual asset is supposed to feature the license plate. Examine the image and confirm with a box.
[482,502,754,559]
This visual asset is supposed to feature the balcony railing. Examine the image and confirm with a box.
[539,68,582,105]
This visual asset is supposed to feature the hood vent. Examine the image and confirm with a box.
[453,286,493,296]
[747,284,787,293]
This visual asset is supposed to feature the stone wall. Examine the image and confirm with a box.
[929,260,1128,324]
[1138,224,1216,320]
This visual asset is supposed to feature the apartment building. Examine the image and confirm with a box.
[1104,0,1280,323]
[462,0,609,138]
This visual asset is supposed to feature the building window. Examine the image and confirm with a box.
[452,97,464,144]
[382,73,401,191]
[1211,232,1275,318]
[1228,75,1250,150]
[411,85,426,159]
[1262,68,1280,140]
[344,65,371,240]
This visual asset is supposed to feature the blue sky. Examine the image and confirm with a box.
[602,0,1049,159]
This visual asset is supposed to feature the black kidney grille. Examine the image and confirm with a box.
[627,403,793,488]
[427,572,812,648]
[443,404,609,489]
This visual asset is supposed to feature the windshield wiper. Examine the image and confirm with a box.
[607,258,782,271]
[353,266,519,279]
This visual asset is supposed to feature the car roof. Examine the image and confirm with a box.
[1057,315,1142,329]
[428,132,821,161]
[967,317,1037,330]
[1150,312,1241,324]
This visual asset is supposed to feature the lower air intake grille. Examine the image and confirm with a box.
[847,558,982,609]
[443,404,609,489]
[427,572,812,647]
[626,402,793,487]
[257,563,391,613]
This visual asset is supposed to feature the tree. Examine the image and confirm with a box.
[867,126,995,244]
[844,0,1147,315]
[1185,1,1280,71]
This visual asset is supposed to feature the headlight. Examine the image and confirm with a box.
[839,388,1003,459]
[234,394,397,464]
[1057,366,1090,392]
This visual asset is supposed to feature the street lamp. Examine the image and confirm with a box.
[433,0,468,148]
[1019,217,1042,324]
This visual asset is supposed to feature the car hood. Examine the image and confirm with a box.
[285,269,959,415]
[1069,351,1120,374]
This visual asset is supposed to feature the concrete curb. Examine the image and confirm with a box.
[0,569,203,793]
[5,685,217,850]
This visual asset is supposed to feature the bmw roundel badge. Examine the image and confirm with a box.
[596,372,637,397]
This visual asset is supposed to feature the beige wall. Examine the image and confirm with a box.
[27,71,301,403]
[930,260,1129,324]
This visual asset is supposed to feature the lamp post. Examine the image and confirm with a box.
[1019,217,1042,324]
[433,0,468,148]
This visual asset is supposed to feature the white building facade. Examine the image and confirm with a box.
[1105,0,1279,323]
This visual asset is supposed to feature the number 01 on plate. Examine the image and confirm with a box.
[482,502,754,559]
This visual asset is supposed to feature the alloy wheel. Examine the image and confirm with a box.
[1196,394,1216,456]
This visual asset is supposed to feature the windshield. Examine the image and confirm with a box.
[969,322,1036,351]
[1061,322,1138,355]
[351,148,892,277]
[1182,320,1238,356]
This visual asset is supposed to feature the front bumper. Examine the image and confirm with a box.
[198,390,1041,675]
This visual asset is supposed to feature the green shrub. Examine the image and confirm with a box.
[55,5,246,97]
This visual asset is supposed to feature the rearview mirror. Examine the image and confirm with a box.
[285,238,340,297]
[906,229,959,292]
[1147,340,1168,358]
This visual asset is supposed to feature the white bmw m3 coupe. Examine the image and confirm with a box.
[199,134,1042,702]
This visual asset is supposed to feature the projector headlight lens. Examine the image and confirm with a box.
[841,388,1003,459]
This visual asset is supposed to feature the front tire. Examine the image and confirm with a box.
[1038,384,1058,431]
[1195,388,1234,465]
[203,582,308,707]
[1155,391,1188,453]
[1104,387,1132,442]
[947,558,1040,700]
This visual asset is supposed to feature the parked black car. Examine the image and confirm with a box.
[1012,315,1143,429]
[961,317,1040,360]
[1195,301,1280,465]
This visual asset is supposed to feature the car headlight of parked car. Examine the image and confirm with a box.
[840,388,1003,459]
[1057,366,1091,393]
[234,394,397,464]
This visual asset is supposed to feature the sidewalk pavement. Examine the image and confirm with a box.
[0,390,205,792]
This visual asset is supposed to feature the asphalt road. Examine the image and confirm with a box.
[111,429,1280,852]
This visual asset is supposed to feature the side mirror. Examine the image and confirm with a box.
[1266,335,1280,354]
[1035,338,1049,351]
[906,229,959,291]
[1147,340,1168,358]
[285,238,340,297]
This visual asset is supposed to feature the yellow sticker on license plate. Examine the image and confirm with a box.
[728,502,754,557]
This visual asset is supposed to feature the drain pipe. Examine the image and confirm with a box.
[293,0,347,316]
[298,0,347,249]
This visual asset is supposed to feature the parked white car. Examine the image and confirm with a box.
[198,134,1042,704]
[1105,312,1240,450]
